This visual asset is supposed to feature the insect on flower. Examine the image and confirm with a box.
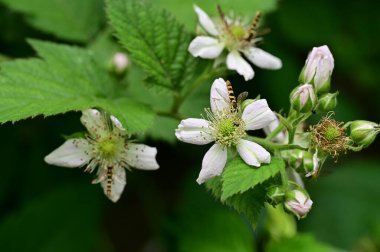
[176,78,276,184]
[189,5,282,81]
[44,109,159,202]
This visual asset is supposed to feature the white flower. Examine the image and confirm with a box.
[284,189,313,219]
[175,78,276,184]
[301,45,334,93]
[188,5,282,81]
[44,109,159,202]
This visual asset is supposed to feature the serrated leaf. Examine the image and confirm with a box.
[206,177,266,226]
[107,0,206,93]
[0,0,105,42]
[0,40,154,133]
[221,157,285,201]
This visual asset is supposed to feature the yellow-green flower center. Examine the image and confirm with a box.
[98,137,121,159]
[207,108,246,147]
[324,126,340,141]
[230,25,247,40]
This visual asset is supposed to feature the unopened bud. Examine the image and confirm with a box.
[267,186,285,205]
[291,151,318,177]
[300,45,334,94]
[286,149,304,170]
[350,120,380,148]
[284,189,313,219]
[290,84,317,113]
[316,92,338,113]
[112,52,129,74]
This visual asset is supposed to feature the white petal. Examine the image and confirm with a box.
[175,118,214,145]
[263,116,288,143]
[99,167,126,203]
[80,109,108,138]
[110,115,125,131]
[226,51,254,81]
[210,78,230,113]
[193,5,219,36]
[188,36,224,59]
[243,47,282,70]
[44,139,91,168]
[242,99,276,131]
[197,144,227,184]
[236,139,271,166]
[125,143,159,170]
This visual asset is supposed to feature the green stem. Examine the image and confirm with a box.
[247,136,307,152]
[279,167,289,191]
[265,124,285,141]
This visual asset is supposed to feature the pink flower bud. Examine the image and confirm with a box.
[290,84,317,113]
[284,189,313,219]
[112,52,129,73]
[300,45,334,94]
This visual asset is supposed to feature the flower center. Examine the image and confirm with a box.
[207,109,246,147]
[230,25,247,40]
[310,114,348,158]
[98,137,123,160]
[324,126,340,142]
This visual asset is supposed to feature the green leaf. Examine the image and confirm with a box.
[267,234,340,252]
[222,157,285,200]
[0,40,154,133]
[107,0,206,93]
[151,0,279,30]
[206,177,266,226]
[0,0,105,42]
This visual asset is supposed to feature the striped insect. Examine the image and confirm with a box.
[225,80,248,112]
[106,165,113,197]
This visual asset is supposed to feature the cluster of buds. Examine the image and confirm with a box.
[290,46,337,114]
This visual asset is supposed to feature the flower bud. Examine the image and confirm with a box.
[284,189,313,219]
[111,52,129,74]
[299,45,334,94]
[267,186,285,205]
[350,120,380,147]
[290,84,317,113]
[291,151,317,177]
[316,92,338,113]
[286,149,304,170]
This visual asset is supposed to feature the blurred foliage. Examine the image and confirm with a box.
[0,0,105,42]
[0,0,379,251]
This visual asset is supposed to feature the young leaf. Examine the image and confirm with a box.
[0,40,154,133]
[107,0,205,93]
[0,0,105,42]
[206,177,266,227]
[221,157,285,201]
